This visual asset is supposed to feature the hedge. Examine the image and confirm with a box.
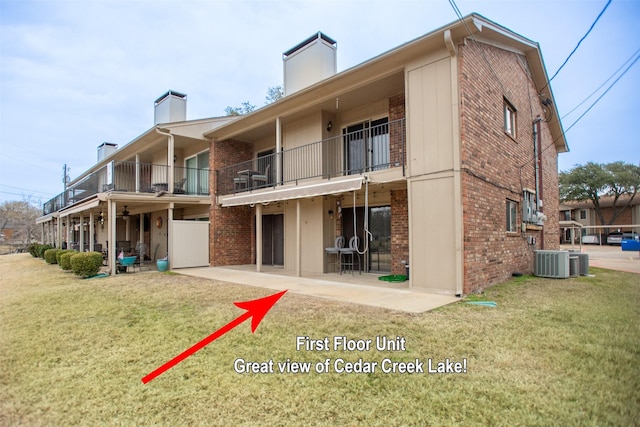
[28,243,42,258]
[38,244,53,259]
[56,249,74,266]
[44,248,61,264]
[70,252,103,278]
[60,251,76,271]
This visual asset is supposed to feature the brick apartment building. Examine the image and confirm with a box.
[37,14,567,295]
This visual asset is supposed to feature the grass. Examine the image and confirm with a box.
[1,254,639,426]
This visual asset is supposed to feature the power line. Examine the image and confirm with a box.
[0,184,57,197]
[548,0,612,84]
[562,48,640,119]
[563,51,640,135]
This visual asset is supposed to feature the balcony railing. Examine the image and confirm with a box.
[42,161,209,215]
[216,118,405,196]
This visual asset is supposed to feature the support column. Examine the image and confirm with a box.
[79,215,85,251]
[57,217,62,249]
[276,117,281,185]
[139,213,144,259]
[256,204,263,272]
[125,216,130,242]
[296,199,301,277]
[135,153,141,193]
[168,138,175,194]
[89,211,94,252]
[168,203,174,269]
[109,200,117,276]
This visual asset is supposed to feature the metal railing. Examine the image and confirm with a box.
[42,161,209,215]
[216,118,405,196]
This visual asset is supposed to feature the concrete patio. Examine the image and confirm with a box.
[176,265,460,314]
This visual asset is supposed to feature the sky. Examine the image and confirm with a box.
[1,0,639,206]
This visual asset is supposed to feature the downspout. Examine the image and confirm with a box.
[155,127,174,194]
[533,117,544,249]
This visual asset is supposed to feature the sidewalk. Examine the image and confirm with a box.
[561,244,640,275]
[177,266,460,314]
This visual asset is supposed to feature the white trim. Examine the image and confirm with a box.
[219,177,364,207]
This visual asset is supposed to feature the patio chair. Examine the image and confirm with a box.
[325,236,345,273]
[339,236,361,275]
[173,178,187,194]
[252,164,270,188]
[117,255,138,273]
[233,175,249,192]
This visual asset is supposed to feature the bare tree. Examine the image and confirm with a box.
[0,199,42,251]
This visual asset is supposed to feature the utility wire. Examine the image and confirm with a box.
[546,0,612,84]
[562,48,640,119]
[563,51,639,134]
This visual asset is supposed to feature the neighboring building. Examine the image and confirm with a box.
[37,14,568,295]
[560,195,640,243]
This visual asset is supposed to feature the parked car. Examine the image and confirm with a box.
[581,235,600,244]
[608,232,639,245]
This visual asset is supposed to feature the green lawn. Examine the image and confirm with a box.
[1,254,638,426]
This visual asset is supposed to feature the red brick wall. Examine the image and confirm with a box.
[389,93,406,168]
[459,40,560,293]
[210,139,254,266]
[391,189,409,275]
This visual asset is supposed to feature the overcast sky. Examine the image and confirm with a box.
[1,0,639,206]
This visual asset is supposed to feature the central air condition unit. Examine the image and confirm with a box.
[534,250,570,278]
[569,252,589,276]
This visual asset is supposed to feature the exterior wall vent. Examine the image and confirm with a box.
[154,90,187,125]
[97,142,118,162]
[534,250,570,278]
[283,32,337,96]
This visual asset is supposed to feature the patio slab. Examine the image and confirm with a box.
[176,266,460,314]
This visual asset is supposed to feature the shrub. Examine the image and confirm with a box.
[56,249,73,265]
[28,243,42,258]
[44,249,61,264]
[38,244,53,259]
[70,252,103,278]
[60,251,76,271]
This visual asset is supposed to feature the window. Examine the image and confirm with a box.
[506,199,518,232]
[185,151,209,195]
[580,209,587,220]
[344,118,389,174]
[504,99,516,137]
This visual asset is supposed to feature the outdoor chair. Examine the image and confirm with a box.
[339,236,361,274]
[252,164,270,188]
[233,175,249,192]
[173,178,187,194]
[325,236,345,273]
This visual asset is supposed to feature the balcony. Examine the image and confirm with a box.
[216,118,405,197]
[43,160,209,215]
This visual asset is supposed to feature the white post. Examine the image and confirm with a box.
[79,215,85,251]
[256,204,263,272]
[89,211,94,252]
[296,199,301,277]
[109,200,117,275]
[168,203,174,268]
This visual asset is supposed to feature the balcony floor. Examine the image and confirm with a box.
[175,264,459,313]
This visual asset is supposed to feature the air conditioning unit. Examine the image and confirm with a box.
[569,252,589,276]
[534,250,570,278]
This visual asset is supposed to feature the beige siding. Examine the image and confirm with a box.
[283,198,325,274]
[171,220,209,268]
[408,175,457,294]
[407,57,453,176]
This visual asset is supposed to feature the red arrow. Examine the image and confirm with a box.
[142,290,287,384]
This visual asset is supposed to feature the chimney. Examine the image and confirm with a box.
[283,32,337,96]
[154,90,187,125]
[97,142,118,162]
